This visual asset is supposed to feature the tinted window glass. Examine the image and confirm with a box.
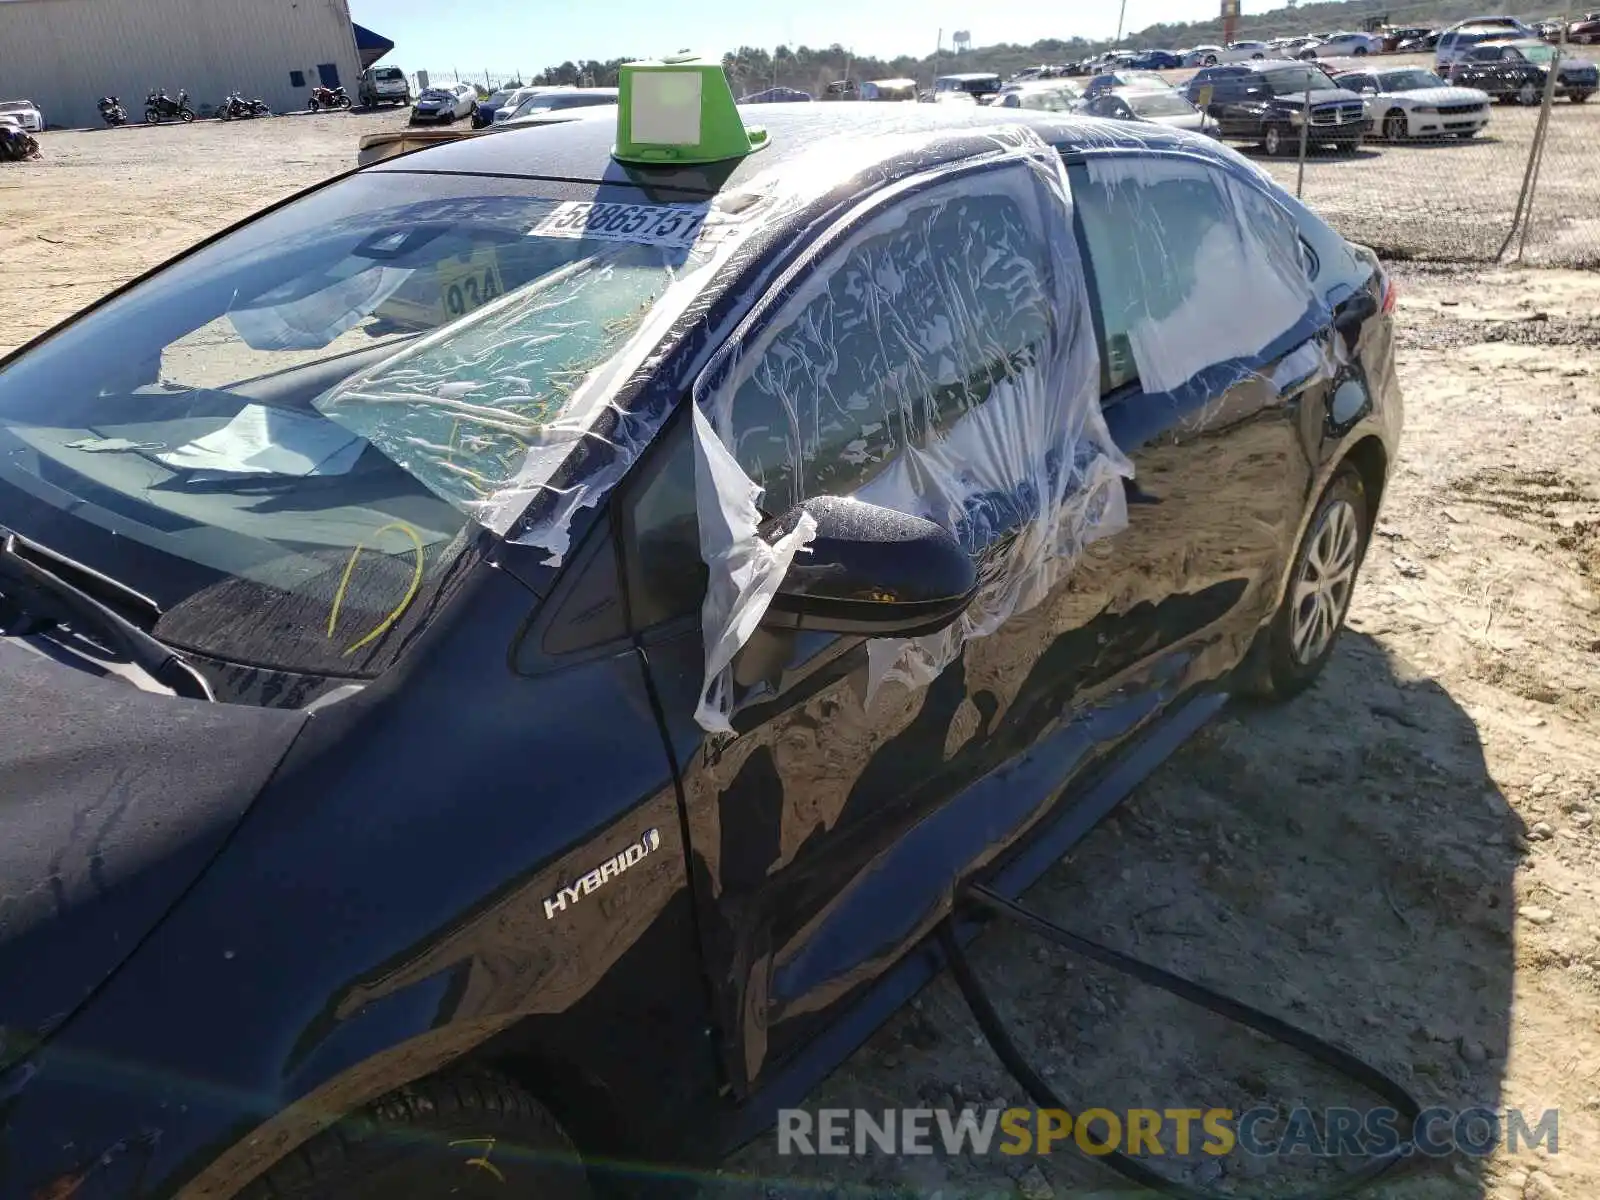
[720,185,1052,519]
[1069,158,1311,395]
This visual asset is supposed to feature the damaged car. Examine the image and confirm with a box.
[0,59,1400,1200]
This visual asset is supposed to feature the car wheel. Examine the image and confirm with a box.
[236,1074,589,1200]
[1204,55,1218,65]
[1383,109,1408,140]
[1571,90,1593,103]
[1262,123,1294,156]
[1517,81,1540,105]
[1353,46,1369,56]
[1253,52,1265,59]
[1242,467,1370,701]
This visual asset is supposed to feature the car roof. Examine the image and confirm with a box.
[370,104,1230,194]
[938,72,1001,81]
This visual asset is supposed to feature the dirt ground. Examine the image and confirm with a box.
[3,113,1598,1200]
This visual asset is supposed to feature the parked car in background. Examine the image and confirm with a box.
[0,100,43,132]
[1185,60,1367,155]
[1382,26,1434,51]
[409,82,476,125]
[1183,45,1226,65]
[932,73,1003,103]
[1447,39,1599,103]
[358,65,410,107]
[990,80,1082,110]
[1334,67,1492,139]
[1303,31,1382,58]
[1397,29,1442,52]
[1129,49,1183,69]
[1567,13,1600,45]
[740,86,813,102]
[503,88,619,125]
[1082,69,1173,102]
[1217,40,1275,62]
[860,78,919,101]
[1279,37,1322,59]
[1084,87,1216,134]
[1436,18,1538,69]
[474,86,521,128]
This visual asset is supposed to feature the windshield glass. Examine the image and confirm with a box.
[1261,67,1341,95]
[0,171,717,679]
[1127,91,1196,116]
[1379,69,1447,89]
[1514,44,1554,63]
[0,101,31,112]
[376,68,405,81]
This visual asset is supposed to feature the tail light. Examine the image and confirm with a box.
[1379,269,1398,315]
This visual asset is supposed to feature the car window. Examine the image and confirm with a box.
[0,173,722,677]
[1069,156,1313,396]
[623,171,1060,623]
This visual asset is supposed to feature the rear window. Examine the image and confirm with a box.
[376,68,404,81]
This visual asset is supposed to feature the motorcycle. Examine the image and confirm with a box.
[145,88,194,124]
[218,91,270,120]
[0,119,40,162]
[97,96,128,126]
[307,84,353,112]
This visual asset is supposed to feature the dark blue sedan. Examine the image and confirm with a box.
[0,66,1400,1200]
[1131,48,1184,69]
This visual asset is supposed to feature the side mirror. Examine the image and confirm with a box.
[758,495,978,638]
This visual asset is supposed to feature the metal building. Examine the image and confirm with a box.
[0,0,365,129]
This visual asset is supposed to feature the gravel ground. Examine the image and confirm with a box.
[4,111,1599,1200]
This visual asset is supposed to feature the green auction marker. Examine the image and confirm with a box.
[613,55,770,166]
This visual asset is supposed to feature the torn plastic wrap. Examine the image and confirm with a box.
[690,128,1134,733]
[1076,152,1322,396]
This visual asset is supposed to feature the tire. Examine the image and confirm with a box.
[1204,55,1218,66]
[1253,52,1265,59]
[1382,109,1407,141]
[145,108,161,124]
[179,107,195,123]
[236,1073,590,1200]
[340,95,353,109]
[1572,90,1593,103]
[1517,81,1539,105]
[1241,467,1371,701]
[309,98,320,112]
[1262,123,1293,156]
[1353,46,1369,56]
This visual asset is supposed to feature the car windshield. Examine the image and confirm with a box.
[1379,69,1447,89]
[0,171,718,679]
[1261,67,1341,95]
[1127,91,1196,116]
[514,93,615,117]
[0,101,32,111]
[376,68,404,81]
[1513,44,1555,64]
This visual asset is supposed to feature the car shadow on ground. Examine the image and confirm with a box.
[708,630,1523,1200]
[1238,144,1386,163]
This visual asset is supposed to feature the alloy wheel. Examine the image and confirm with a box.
[1290,498,1360,665]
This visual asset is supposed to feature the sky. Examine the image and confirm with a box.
[348,0,1276,74]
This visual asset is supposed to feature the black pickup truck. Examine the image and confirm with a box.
[1184,60,1367,155]
[1447,39,1599,103]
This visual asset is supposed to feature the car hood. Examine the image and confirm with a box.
[1143,110,1207,129]
[1388,86,1490,104]
[1276,87,1367,107]
[0,641,305,1071]
[1558,55,1599,71]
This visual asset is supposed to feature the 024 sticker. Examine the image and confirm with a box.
[529,200,712,249]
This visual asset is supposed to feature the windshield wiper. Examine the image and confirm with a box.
[0,533,214,701]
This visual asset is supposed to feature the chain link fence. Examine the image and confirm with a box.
[1245,54,1600,267]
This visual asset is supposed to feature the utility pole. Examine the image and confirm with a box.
[1115,0,1128,45]
[932,28,942,90]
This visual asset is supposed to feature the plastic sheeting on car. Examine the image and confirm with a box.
[689,127,1134,733]
[1076,152,1321,396]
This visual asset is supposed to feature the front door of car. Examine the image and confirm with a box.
[623,160,1148,1095]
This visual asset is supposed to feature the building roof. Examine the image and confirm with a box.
[353,22,393,69]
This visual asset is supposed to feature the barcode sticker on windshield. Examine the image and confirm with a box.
[530,201,712,249]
